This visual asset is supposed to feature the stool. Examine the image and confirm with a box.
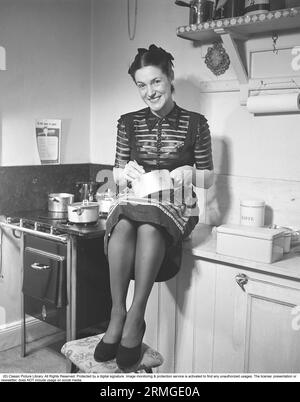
[61,333,164,373]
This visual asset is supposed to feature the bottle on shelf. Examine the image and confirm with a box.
[285,0,300,8]
[214,0,244,19]
[203,0,216,21]
[270,0,286,10]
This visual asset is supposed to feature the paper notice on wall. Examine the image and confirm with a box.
[36,119,61,164]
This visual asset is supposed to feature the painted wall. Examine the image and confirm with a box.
[1,0,300,351]
[90,0,300,228]
[0,0,91,166]
[90,0,236,165]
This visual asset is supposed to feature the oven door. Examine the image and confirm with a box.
[22,246,67,308]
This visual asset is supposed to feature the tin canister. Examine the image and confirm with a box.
[240,199,265,227]
[244,0,270,15]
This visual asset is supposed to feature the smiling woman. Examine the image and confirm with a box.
[93,44,214,371]
[129,45,175,117]
[135,65,174,117]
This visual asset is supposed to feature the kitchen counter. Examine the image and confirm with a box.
[183,224,300,281]
[5,211,300,280]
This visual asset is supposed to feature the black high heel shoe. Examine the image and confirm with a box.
[94,337,120,362]
[116,321,146,370]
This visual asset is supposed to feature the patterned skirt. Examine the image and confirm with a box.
[104,187,199,282]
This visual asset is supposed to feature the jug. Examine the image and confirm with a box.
[75,181,99,202]
[175,0,205,24]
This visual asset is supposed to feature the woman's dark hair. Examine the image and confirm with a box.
[128,44,174,84]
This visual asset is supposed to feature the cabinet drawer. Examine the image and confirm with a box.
[22,247,67,307]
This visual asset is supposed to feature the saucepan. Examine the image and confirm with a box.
[48,193,74,213]
[67,200,99,224]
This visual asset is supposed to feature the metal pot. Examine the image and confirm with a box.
[175,0,205,24]
[48,193,74,212]
[67,200,99,224]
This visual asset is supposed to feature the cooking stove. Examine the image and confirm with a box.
[0,210,111,352]
[3,210,106,241]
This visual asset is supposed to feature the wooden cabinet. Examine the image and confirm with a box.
[143,251,218,373]
[213,264,300,373]
[144,249,300,373]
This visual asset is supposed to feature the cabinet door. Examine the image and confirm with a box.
[213,265,300,373]
[141,252,217,373]
[175,254,217,373]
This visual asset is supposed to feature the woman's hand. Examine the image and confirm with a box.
[123,160,145,182]
[170,165,194,188]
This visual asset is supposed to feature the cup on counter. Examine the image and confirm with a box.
[240,199,265,227]
[270,225,293,253]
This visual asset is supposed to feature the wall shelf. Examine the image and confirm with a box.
[176,7,300,103]
[177,7,300,44]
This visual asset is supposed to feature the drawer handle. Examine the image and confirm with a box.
[235,273,248,292]
[42,305,47,320]
[30,262,51,270]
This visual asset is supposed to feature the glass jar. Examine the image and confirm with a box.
[285,0,300,8]
[214,0,244,19]
[270,0,286,10]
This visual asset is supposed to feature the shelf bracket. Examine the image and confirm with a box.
[214,29,249,105]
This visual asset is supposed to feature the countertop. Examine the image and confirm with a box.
[183,224,300,281]
[4,210,300,280]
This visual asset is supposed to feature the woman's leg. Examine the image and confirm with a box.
[104,217,137,343]
[120,223,166,347]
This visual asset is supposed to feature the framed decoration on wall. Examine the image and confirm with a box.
[204,41,231,76]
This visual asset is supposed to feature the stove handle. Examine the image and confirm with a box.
[30,262,51,270]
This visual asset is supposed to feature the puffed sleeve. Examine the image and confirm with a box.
[114,116,131,169]
[194,116,213,170]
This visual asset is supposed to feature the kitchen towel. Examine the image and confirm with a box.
[246,92,300,114]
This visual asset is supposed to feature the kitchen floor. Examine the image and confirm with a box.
[0,333,67,373]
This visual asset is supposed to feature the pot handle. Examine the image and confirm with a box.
[49,197,59,203]
[71,207,83,216]
[175,0,191,8]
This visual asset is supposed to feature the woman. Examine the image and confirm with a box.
[94,44,214,370]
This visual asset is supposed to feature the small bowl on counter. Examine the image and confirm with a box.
[96,190,115,215]
[269,225,300,253]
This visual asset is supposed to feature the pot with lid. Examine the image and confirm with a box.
[48,193,74,213]
[68,200,99,224]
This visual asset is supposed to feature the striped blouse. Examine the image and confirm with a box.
[114,103,213,173]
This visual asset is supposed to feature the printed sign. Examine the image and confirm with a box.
[35,119,61,164]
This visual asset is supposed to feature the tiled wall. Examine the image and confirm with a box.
[205,174,300,229]
[0,164,112,215]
